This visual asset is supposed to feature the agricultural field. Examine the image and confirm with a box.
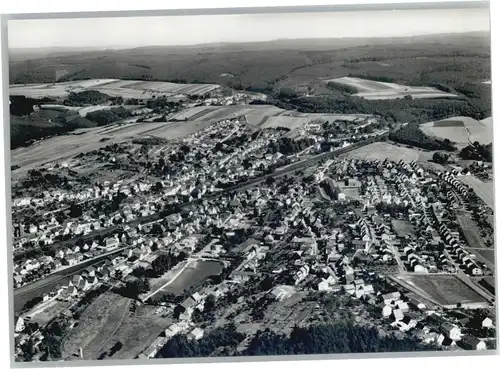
[10,79,220,99]
[10,120,211,178]
[396,274,487,306]
[458,175,494,208]
[419,116,493,145]
[325,76,458,100]
[342,142,429,162]
[169,105,373,131]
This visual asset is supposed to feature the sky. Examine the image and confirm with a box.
[8,7,490,49]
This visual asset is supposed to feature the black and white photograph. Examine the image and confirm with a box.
[2,0,498,365]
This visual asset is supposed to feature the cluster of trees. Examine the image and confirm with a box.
[192,294,217,324]
[243,322,437,356]
[72,284,110,319]
[63,90,111,106]
[146,96,181,112]
[347,73,396,83]
[157,324,245,358]
[326,81,358,95]
[264,94,488,124]
[132,252,188,279]
[10,95,55,116]
[22,169,71,190]
[432,152,450,164]
[375,202,410,217]
[389,123,456,151]
[267,136,316,156]
[459,142,492,162]
[38,320,69,360]
[86,107,132,126]
[22,296,44,311]
[114,277,150,299]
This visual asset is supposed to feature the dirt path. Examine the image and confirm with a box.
[91,299,131,360]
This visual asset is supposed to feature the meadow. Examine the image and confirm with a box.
[326,76,458,100]
[398,274,487,306]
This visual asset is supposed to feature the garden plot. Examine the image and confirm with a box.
[326,76,458,100]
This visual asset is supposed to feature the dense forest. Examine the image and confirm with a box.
[9,34,491,149]
[157,324,244,358]
[155,321,438,359]
[243,323,437,356]
[389,123,456,151]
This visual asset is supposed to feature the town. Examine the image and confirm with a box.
[7,6,495,362]
[11,81,496,361]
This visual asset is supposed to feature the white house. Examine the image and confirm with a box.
[15,317,25,333]
[482,317,494,328]
[382,305,393,318]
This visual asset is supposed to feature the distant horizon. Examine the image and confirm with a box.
[8,30,491,53]
[8,8,490,50]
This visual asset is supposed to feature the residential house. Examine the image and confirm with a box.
[382,291,401,305]
[458,335,487,350]
[440,322,462,341]
[188,328,205,341]
[482,317,494,328]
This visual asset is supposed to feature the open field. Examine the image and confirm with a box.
[341,142,427,162]
[10,79,220,99]
[466,248,495,272]
[456,213,486,249]
[155,260,224,297]
[10,120,212,177]
[420,116,493,145]
[169,105,373,131]
[326,76,458,100]
[458,175,494,208]
[396,274,487,306]
[28,299,72,326]
[95,304,171,360]
[61,292,131,360]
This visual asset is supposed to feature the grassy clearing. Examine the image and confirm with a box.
[61,292,131,360]
[97,304,171,360]
[326,76,457,100]
[458,176,494,208]
[342,142,423,162]
[456,214,486,249]
[401,274,486,305]
[420,116,493,145]
[30,299,72,326]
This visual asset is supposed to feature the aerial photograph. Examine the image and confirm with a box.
[6,2,497,364]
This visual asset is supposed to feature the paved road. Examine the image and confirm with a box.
[14,246,130,314]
